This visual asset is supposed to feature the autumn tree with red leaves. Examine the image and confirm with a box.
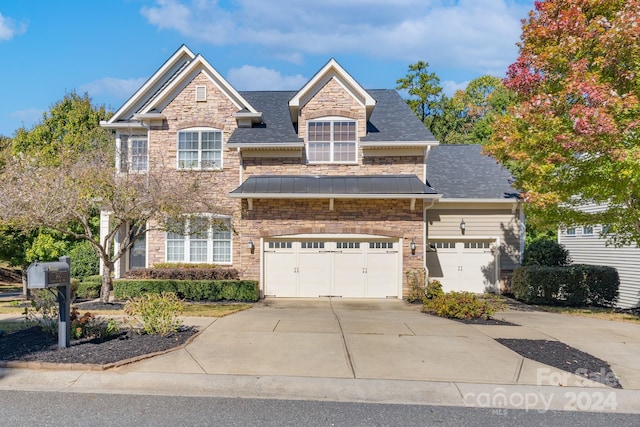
[486,0,640,245]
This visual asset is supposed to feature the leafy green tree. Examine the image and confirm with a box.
[0,93,223,302]
[396,61,443,131]
[486,0,640,246]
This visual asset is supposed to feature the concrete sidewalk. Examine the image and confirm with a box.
[1,298,639,413]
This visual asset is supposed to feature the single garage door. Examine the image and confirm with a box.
[426,240,497,293]
[264,238,400,298]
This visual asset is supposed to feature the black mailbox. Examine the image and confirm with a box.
[27,261,71,289]
[26,256,71,348]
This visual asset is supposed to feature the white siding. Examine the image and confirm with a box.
[560,227,640,309]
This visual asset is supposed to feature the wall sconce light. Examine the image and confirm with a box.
[248,239,255,254]
[460,219,466,231]
[410,238,416,255]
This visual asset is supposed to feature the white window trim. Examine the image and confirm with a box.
[195,85,207,102]
[177,127,224,170]
[165,215,233,264]
[117,133,148,173]
[306,117,358,164]
[128,136,149,173]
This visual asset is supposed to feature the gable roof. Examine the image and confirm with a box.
[288,58,376,123]
[426,145,519,200]
[227,89,436,148]
[102,45,258,129]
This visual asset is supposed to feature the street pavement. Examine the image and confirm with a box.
[1,298,639,414]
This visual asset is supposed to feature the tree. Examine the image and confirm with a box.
[485,0,640,246]
[396,61,443,131]
[0,94,222,302]
[430,76,515,144]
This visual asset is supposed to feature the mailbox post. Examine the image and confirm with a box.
[26,256,71,348]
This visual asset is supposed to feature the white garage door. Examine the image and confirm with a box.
[264,239,400,298]
[426,240,497,293]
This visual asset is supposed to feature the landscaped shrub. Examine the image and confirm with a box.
[124,266,239,280]
[124,292,184,336]
[426,291,505,320]
[70,308,119,339]
[76,275,102,299]
[426,279,444,300]
[113,279,259,302]
[68,240,100,280]
[512,264,618,307]
[522,238,570,266]
[406,269,427,303]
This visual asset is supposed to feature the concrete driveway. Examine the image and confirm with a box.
[120,298,630,388]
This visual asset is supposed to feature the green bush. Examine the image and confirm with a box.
[124,292,183,336]
[522,238,570,266]
[426,291,505,320]
[512,264,618,306]
[113,279,259,302]
[124,266,239,280]
[76,277,102,299]
[426,279,444,300]
[68,240,100,280]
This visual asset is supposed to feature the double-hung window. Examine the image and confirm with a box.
[166,217,232,264]
[307,119,357,163]
[177,128,222,170]
[120,135,148,172]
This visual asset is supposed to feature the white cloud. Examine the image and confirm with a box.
[139,0,530,74]
[9,108,43,127]
[79,77,147,98]
[227,65,307,91]
[0,12,27,41]
[441,80,470,97]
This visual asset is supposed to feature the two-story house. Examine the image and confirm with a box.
[100,45,523,298]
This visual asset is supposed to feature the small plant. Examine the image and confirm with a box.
[69,308,120,340]
[23,289,59,335]
[425,279,444,300]
[124,292,184,336]
[405,269,427,303]
[427,291,506,320]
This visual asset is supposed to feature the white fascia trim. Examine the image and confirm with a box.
[229,193,442,200]
[107,45,196,124]
[437,198,520,204]
[226,142,304,149]
[142,54,258,114]
[233,111,263,124]
[361,141,439,148]
[100,121,146,130]
[132,112,165,121]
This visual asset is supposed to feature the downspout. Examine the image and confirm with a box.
[423,199,437,275]
[519,202,526,264]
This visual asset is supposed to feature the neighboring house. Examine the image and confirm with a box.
[100,45,523,298]
[558,206,640,308]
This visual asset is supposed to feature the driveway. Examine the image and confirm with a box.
[119,298,634,388]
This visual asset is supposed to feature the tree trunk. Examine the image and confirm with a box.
[100,262,113,303]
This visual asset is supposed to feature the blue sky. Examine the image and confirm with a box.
[0,0,534,137]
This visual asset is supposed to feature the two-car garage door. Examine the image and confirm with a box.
[264,238,400,298]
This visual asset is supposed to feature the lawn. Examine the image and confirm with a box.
[535,305,640,324]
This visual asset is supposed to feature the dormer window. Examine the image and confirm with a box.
[307,119,357,163]
[177,128,222,170]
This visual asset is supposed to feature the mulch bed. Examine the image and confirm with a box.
[452,317,519,326]
[0,326,197,365]
[496,338,622,389]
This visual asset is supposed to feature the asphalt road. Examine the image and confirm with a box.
[1,390,639,426]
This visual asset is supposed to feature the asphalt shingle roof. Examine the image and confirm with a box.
[426,145,519,199]
[227,89,436,145]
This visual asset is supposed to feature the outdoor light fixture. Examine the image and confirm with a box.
[410,238,416,255]
[248,239,255,254]
[460,219,466,231]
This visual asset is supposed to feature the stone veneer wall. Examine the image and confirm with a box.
[240,198,425,297]
[145,71,244,270]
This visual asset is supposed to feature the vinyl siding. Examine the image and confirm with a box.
[427,208,522,270]
[560,227,640,309]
